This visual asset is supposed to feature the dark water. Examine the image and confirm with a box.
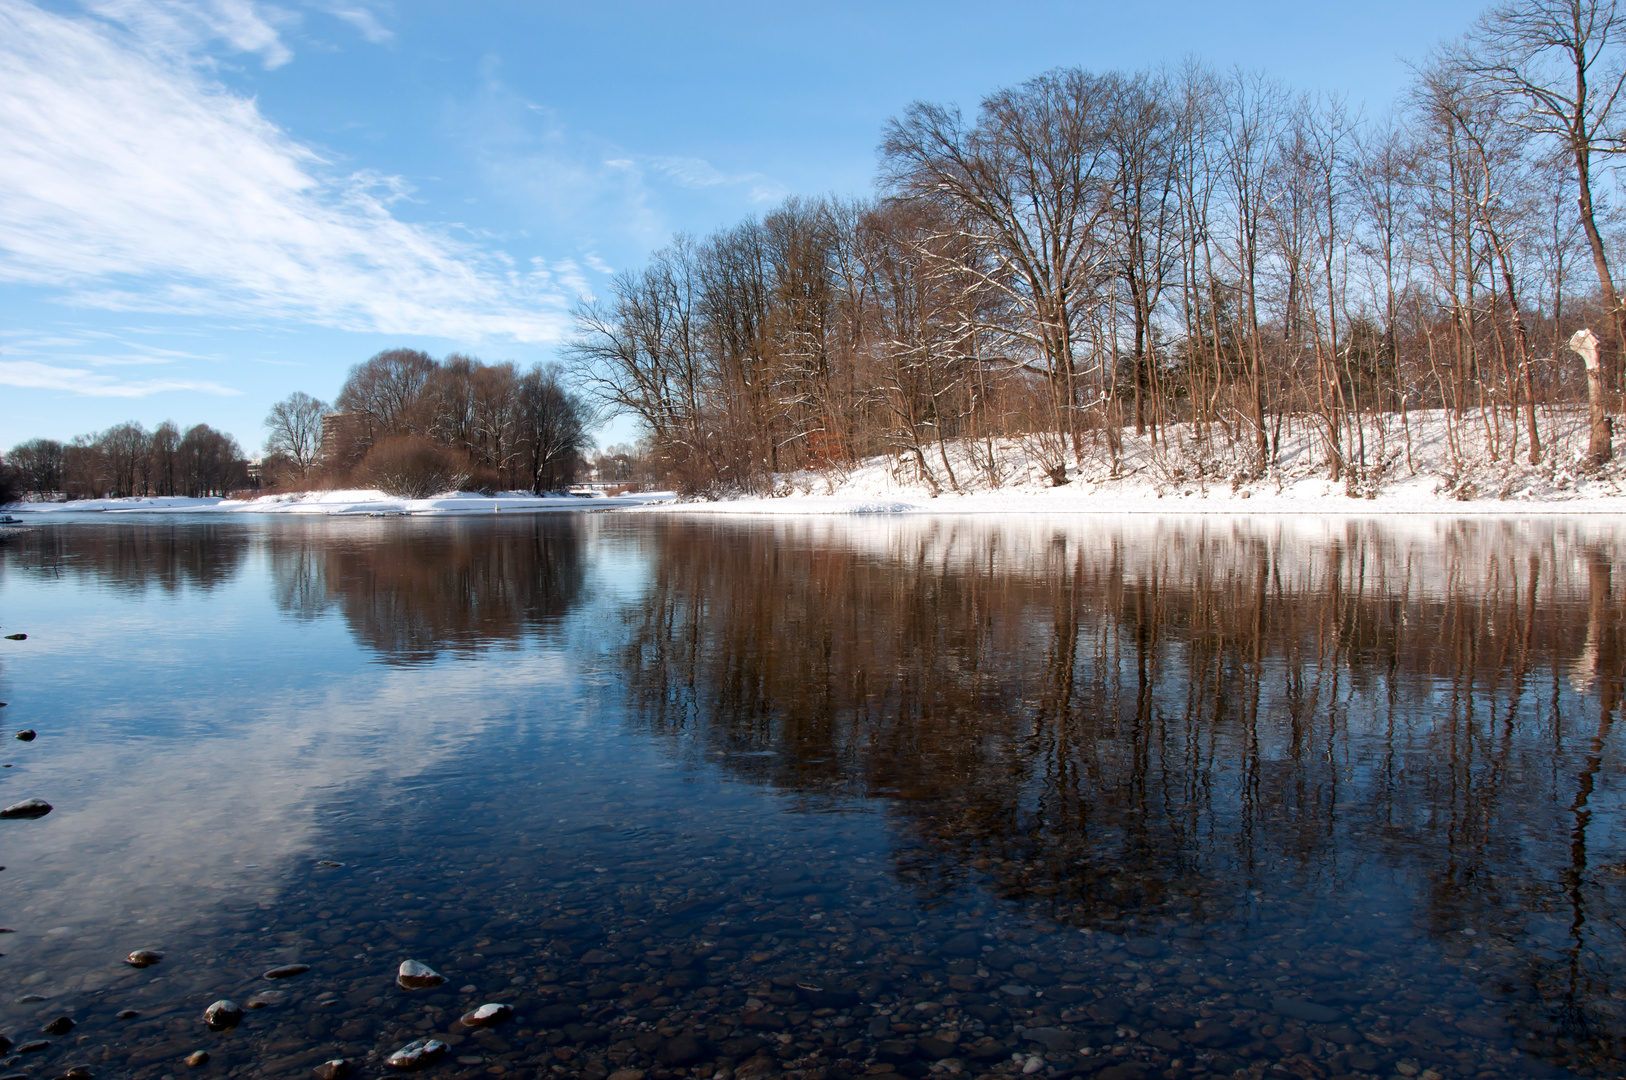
[0,515,1623,1080]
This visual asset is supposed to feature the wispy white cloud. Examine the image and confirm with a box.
[87,0,295,68]
[647,155,787,204]
[0,0,570,344]
[0,358,242,396]
[312,0,390,43]
[465,67,788,255]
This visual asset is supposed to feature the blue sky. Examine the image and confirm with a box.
[0,0,1486,454]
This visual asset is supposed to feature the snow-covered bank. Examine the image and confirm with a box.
[15,410,1626,518]
[635,406,1626,516]
[8,489,678,516]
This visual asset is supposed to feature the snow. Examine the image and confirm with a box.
[630,407,1626,517]
[13,410,1626,518]
[8,489,678,516]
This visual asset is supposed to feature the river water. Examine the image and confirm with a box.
[0,515,1621,1080]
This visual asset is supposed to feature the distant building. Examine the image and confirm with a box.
[319,412,369,471]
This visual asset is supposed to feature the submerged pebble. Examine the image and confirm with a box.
[0,798,51,820]
[394,959,444,990]
[124,949,163,968]
[262,963,309,979]
[312,1060,350,1080]
[201,1000,242,1031]
[458,1002,512,1028]
[183,1051,209,1068]
[41,1018,73,1036]
[384,1038,447,1071]
[12,730,33,742]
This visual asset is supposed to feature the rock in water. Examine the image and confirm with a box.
[13,730,34,742]
[185,1051,210,1067]
[244,991,286,1009]
[202,1000,243,1031]
[0,799,51,820]
[458,1003,513,1029]
[42,1017,74,1036]
[396,960,445,991]
[386,1039,448,1071]
[1272,996,1343,1024]
[0,1034,11,1053]
[4,634,26,641]
[125,949,163,968]
[263,964,309,980]
[313,1060,351,1080]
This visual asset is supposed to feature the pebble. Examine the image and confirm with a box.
[0,798,51,820]
[4,634,26,641]
[1271,995,1344,1023]
[115,1010,138,1019]
[125,949,163,968]
[243,991,286,1009]
[384,1038,447,1071]
[201,1000,242,1031]
[184,1051,209,1068]
[395,959,444,990]
[16,1041,48,1054]
[312,1060,350,1080]
[41,1018,74,1036]
[12,730,33,742]
[16,994,46,1003]
[457,1002,512,1028]
[262,963,309,979]
[0,1035,9,1054]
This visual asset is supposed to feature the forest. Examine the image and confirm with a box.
[1,351,599,500]
[568,0,1626,496]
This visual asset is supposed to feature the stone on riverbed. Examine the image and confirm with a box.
[1272,996,1344,1024]
[125,950,163,968]
[202,1000,243,1031]
[13,730,34,742]
[312,1059,351,1080]
[458,1002,512,1028]
[263,963,309,979]
[396,959,444,990]
[42,1017,74,1036]
[386,1038,448,1071]
[0,799,51,820]
[185,1051,209,1067]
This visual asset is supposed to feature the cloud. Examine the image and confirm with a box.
[463,69,789,255]
[315,0,392,43]
[0,358,242,396]
[648,155,788,204]
[0,0,571,344]
[87,0,295,68]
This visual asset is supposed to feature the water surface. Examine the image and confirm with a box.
[0,515,1622,1080]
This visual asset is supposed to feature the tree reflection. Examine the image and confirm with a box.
[619,516,1626,1064]
[0,521,249,592]
[265,517,588,664]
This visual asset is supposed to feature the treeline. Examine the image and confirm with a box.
[277,349,595,497]
[7,422,249,499]
[570,1,1626,495]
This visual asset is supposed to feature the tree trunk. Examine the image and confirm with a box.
[1571,329,1613,465]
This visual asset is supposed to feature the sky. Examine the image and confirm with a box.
[0,0,1489,455]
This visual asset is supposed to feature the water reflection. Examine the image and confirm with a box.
[619,517,1626,1068]
[0,521,249,593]
[265,518,588,663]
[0,515,1621,1080]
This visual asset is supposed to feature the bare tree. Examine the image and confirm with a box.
[1456,0,1626,461]
[264,391,329,479]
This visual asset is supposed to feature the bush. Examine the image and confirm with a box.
[362,437,469,498]
[0,461,18,507]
